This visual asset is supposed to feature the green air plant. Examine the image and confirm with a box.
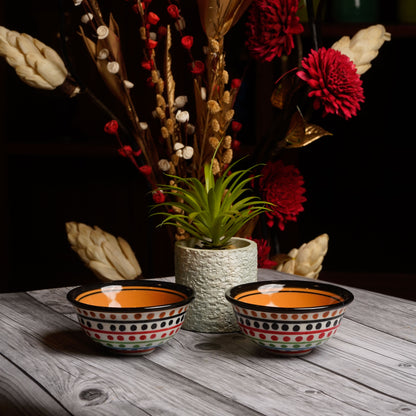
[152,159,271,249]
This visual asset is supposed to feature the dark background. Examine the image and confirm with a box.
[1,1,415,300]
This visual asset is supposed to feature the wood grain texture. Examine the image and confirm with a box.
[1,270,416,416]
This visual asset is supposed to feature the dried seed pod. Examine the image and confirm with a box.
[223,135,232,149]
[212,158,220,175]
[155,107,165,119]
[222,70,229,84]
[207,100,221,114]
[160,126,169,139]
[156,94,166,108]
[222,148,233,164]
[168,162,176,175]
[211,118,220,132]
[97,25,109,40]
[158,158,171,171]
[209,136,220,149]
[209,38,220,53]
[156,79,164,94]
[106,61,120,74]
[171,153,180,166]
[182,146,194,160]
[97,48,109,60]
[151,69,159,83]
[225,109,234,122]
[166,118,175,134]
[123,80,134,89]
[222,90,231,105]
[140,26,147,40]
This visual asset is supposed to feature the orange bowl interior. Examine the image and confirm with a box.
[235,286,345,308]
[75,285,187,308]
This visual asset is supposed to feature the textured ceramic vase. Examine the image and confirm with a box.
[174,237,257,333]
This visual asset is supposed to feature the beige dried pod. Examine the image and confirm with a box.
[223,135,232,149]
[161,126,169,139]
[156,94,166,109]
[171,153,180,166]
[207,100,221,114]
[156,79,164,94]
[166,118,175,134]
[151,69,159,83]
[222,69,229,84]
[212,158,221,175]
[225,109,235,122]
[222,90,231,105]
[209,136,220,149]
[168,162,176,175]
[331,24,391,75]
[66,221,142,281]
[276,234,329,279]
[211,118,220,132]
[0,26,78,94]
[139,26,147,40]
[155,107,166,120]
[209,38,220,53]
[222,148,233,164]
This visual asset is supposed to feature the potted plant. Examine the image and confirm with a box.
[153,157,270,332]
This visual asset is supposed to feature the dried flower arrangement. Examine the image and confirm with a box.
[0,0,390,278]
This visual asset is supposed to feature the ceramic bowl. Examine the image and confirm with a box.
[225,280,354,356]
[67,280,194,355]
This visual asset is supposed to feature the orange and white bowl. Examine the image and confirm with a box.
[226,280,354,356]
[67,280,194,355]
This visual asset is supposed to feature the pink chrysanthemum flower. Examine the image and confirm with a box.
[246,0,304,62]
[259,160,306,231]
[297,47,365,119]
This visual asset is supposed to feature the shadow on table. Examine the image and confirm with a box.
[42,330,118,357]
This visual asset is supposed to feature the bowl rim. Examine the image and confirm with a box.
[67,280,195,313]
[225,279,354,313]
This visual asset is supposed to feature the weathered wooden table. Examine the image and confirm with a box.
[1,269,415,415]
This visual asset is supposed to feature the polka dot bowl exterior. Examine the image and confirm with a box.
[67,280,194,355]
[225,280,354,356]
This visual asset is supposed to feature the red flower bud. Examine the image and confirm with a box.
[158,26,167,37]
[139,165,152,177]
[231,139,241,152]
[181,35,193,50]
[188,60,205,75]
[231,78,242,89]
[146,76,155,87]
[167,4,180,19]
[104,120,119,135]
[118,145,142,158]
[141,59,153,70]
[147,12,160,25]
[152,189,166,203]
[118,145,133,157]
[147,39,158,49]
[231,121,242,133]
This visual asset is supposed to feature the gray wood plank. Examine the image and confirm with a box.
[13,273,416,415]
[145,328,416,416]
[0,355,72,416]
[0,292,263,416]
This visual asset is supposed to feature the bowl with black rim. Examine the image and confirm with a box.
[225,280,354,356]
[67,280,194,355]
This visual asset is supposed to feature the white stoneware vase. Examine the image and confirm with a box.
[174,237,258,333]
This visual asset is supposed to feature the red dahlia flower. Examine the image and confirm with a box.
[297,47,365,119]
[259,160,306,231]
[246,0,303,62]
[254,238,278,269]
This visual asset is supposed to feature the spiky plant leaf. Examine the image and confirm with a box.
[152,159,272,249]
